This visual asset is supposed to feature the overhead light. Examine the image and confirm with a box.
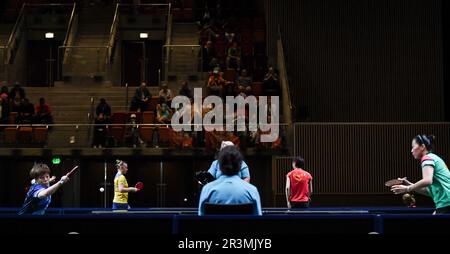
[140,33,148,39]
[45,32,54,39]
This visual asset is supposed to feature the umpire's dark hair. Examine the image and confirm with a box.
[414,134,435,152]
[218,146,243,176]
[293,157,305,169]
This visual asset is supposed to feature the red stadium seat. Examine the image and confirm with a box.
[251,82,263,96]
[110,126,125,146]
[111,112,128,124]
[143,112,155,124]
[33,127,48,144]
[148,96,159,112]
[4,127,18,144]
[18,127,33,143]
[139,127,154,144]
[9,112,18,124]
[223,69,237,81]
[157,126,172,147]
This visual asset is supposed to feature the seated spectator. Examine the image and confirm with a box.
[96,98,111,118]
[182,132,193,148]
[208,57,221,72]
[202,40,216,72]
[156,101,173,124]
[198,145,262,216]
[35,97,54,125]
[263,67,280,96]
[226,42,241,70]
[127,113,144,148]
[225,31,236,45]
[237,69,252,94]
[179,80,193,102]
[9,82,26,101]
[92,113,110,148]
[0,85,9,100]
[130,82,151,112]
[158,83,173,104]
[17,98,34,124]
[207,68,225,96]
[10,97,22,113]
[0,93,9,124]
[238,86,248,98]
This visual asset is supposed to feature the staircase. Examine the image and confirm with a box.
[166,23,204,93]
[62,5,114,85]
[0,24,12,82]
[26,86,129,148]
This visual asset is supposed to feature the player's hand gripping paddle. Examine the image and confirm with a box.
[385,178,403,187]
[135,182,144,191]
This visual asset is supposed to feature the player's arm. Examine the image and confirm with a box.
[393,167,433,196]
[408,166,433,194]
[398,177,413,186]
[285,176,291,208]
[241,162,251,183]
[118,184,138,193]
[37,176,69,198]
[117,176,138,193]
[412,187,431,197]
[309,180,313,196]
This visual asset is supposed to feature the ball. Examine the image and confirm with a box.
[99,187,105,192]
[184,198,187,202]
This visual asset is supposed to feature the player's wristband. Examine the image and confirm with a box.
[59,180,65,186]
[406,186,411,193]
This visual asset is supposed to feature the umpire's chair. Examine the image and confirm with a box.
[204,203,256,215]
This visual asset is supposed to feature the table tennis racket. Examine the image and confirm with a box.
[66,166,79,178]
[385,178,403,187]
[135,182,144,191]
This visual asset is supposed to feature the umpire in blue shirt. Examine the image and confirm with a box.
[208,141,251,182]
[198,145,262,215]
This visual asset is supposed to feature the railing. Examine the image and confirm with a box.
[87,97,95,143]
[0,122,289,150]
[277,26,293,122]
[107,3,172,64]
[5,3,26,65]
[163,45,202,81]
[0,46,6,82]
[164,8,173,81]
[115,3,171,15]
[58,46,109,79]
[61,3,78,68]
[107,3,120,64]
[125,83,129,110]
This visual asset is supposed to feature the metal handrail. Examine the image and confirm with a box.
[18,4,74,7]
[0,123,292,128]
[63,3,77,47]
[107,3,120,64]
[59,46,109,49]
[163,44,200,47]
[125,83,129,111]
[5,3,26,63]
[87,97,95,142]
[277,26,293,112]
